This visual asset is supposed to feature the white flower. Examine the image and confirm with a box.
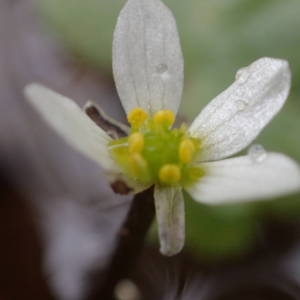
[24,0,300,256]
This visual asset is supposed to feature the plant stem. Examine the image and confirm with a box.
[88,187,155,300]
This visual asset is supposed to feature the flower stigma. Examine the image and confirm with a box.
[109,108,204,187]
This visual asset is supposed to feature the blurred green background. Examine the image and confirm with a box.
[38,0,300,260]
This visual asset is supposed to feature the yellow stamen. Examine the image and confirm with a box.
[153,110,175,127]
[127,108,148,129]
[159,164,181,185]
[130,153,148,178]
[179,139,196,163]
[128,132,144,153]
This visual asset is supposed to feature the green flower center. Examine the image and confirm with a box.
[109,108,204,187]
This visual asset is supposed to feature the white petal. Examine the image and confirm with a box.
[154,185,185,256]
[113,0,184,115]
[186,152,300,205]
[189,58,291,161]
[24,83,118,172]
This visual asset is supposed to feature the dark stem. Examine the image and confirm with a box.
[87,187,155,300]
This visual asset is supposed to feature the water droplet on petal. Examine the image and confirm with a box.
[155,64,170,81]
[235,67,249,84]
[235,68,244,79]
[156,63,168,74]
[248,144,267,163]
[236,100,247,111]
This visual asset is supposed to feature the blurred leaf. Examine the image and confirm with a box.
[38,0,124,70]
[184,192,257,260]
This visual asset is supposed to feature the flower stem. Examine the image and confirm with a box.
[87,187,155,300]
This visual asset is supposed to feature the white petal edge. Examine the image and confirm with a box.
[154,185,185,256]
[188,57,291,161]
[24,83,119,173]
[186,152,300,205]
[113,0,184,115]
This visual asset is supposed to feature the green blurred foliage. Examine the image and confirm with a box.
[184,192,258,260]
[38,0,300,260]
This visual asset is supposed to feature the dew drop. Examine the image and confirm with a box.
[248,144,267,163]
[156,63,168,74]
[155,64,170,81]
[236,100,247,111]
[235,67,249,84]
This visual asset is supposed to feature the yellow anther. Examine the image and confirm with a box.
[159,164,181,185]
[128,132,144,153]
[127,108,148,129]
[129,153,148,178]
[131,153,147,168]
[179,139,196,164]
[153,110,175,127]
